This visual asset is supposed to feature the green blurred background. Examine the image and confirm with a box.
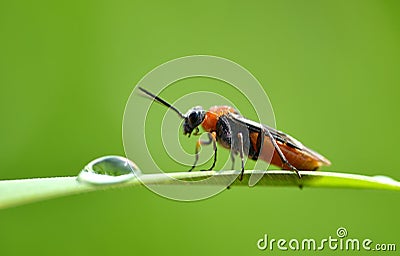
[1,0,399,255]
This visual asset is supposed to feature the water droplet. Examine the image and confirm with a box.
[77,155,141,185]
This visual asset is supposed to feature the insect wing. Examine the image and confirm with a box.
[227,113,330,166]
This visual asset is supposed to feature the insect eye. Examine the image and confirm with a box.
[189,112,197,123]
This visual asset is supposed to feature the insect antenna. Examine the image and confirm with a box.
[138,87,186,119]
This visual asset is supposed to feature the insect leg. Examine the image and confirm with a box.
[262,128,302,179]
[188,132,217,172]
[206,132,217,171]
[230,151,236,170]
[237,132,245,181]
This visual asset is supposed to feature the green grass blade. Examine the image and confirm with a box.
[0,170,399,210]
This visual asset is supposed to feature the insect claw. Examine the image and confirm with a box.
[238,171,244,181]
[292,166,302,179]
[294,169,302,179]
[284,163,303,188]
[193,127,200,136]
[283,161,301,179]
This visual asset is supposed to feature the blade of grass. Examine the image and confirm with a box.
[0,170,399,210]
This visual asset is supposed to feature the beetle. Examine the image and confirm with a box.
[139,87,331,180]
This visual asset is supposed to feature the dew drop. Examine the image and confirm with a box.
[77,155,141,185]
